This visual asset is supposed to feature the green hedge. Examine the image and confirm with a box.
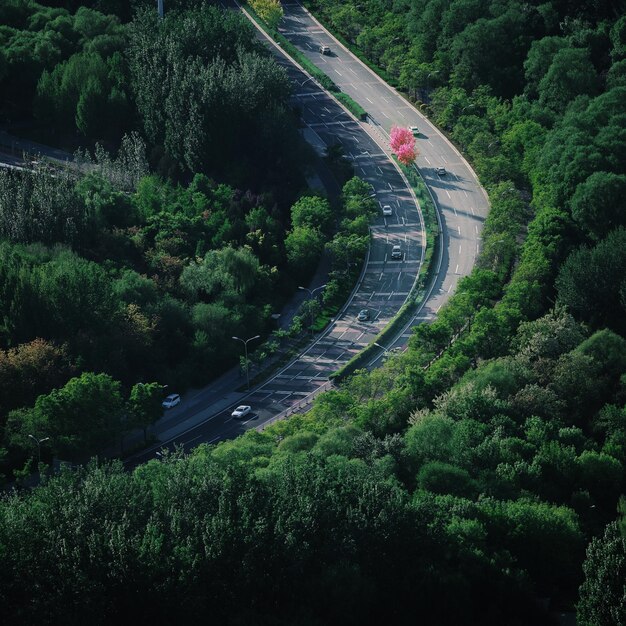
[335,92,367,120]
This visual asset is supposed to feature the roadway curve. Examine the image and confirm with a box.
[279,2,489,339]
[130,1,489,463]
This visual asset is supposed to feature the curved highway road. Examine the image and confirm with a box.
[278,2,489,342]
[128,4,426,463]
[128,1,489,463]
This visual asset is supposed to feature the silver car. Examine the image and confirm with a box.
[162,393,181,409]
[231,405,252,419]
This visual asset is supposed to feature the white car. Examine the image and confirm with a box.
[319,44,331,55]
[436,166,447,176]
[409,125,419,136]
[382,205,392,216]
[357,309,370,322]
[231,405,252,419]
[162,393,181,409]
[391,245,402,260]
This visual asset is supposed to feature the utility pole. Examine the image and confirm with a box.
[157,0,164,18]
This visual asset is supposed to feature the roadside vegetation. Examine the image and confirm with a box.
[0,3,368,471]
[1,0,626,624]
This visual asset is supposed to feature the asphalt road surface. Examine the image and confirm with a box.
[131,0,490,464]
[277,2,489,359]
[129,3,431,464]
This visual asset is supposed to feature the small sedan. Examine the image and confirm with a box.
[162,393,181,409]
[357,309,370,322]
[436,166,447,176]
[409,125,419,136]
[319,44,331,55]
[231,405,252,419]
[382,205,393,216]
[391,245,402,260]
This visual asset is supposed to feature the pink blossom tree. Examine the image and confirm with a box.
[396,143,417,166]
[389,126,418,166]
[390,126,414,152]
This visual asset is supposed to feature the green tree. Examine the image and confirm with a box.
[570,172,626,240]
[127,382,166,443]
[75,76,107,137]
[285,226,325,277]
[6,372,123,460]
[556,229,626,333]
[416,461,477,498]
[578,521,626,625]
[523,36,568,99]
[290,196,334,235]
[538,47,600,113]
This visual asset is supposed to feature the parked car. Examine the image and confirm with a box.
[391,245,402,260]
[382,204,393,216]
[319,44,331,55]
[409,125,419,136]
[231,405,252,419]
[436,166,447,176]
[162,393,181,409]
[357,309,370,322]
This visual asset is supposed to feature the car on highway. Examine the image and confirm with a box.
[409,125,419,136]
[391,245,402,260]
[231,405,252,419]
[382,204,392,216]
[382,346,403,361]
[319,44,331,55]
[357,309,370,322]
[436,166,447,176]
[162,393,181,409]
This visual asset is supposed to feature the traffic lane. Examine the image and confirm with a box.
[281,6,487,206]
[143,1,424,451]
[312,124,380,161]
[126,0,423,460]
[299,114,423,254]
[359,265,414,299]
[269,60,423,333]
[127,405,242,466]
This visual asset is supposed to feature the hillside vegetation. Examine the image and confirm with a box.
[1,0,625,624]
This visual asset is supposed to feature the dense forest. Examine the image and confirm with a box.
[0,0,372,466]
[1,0,626,624]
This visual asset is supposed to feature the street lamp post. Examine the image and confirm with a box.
[373,342,389,356]
[232,335,261,390]
[298,284,327,299]
[299,285,327,335]
[28,434,49,465]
